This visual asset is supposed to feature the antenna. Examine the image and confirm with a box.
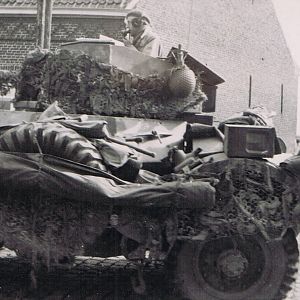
[186,0,195,50]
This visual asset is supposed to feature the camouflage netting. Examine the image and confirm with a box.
[15,48,207,119]
[192,158,300,240]
[0,190,110,266]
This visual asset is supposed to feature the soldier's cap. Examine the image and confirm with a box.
[126,10,151,25]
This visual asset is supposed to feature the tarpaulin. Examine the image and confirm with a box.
[0,152,215,210]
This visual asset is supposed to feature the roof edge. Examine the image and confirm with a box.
[125,0,140,9]
[0,7,127,18]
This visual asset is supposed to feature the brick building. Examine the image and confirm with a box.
[0,0,132,70]
[0,0,298,151]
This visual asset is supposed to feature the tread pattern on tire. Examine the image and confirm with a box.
[275,230,300,300]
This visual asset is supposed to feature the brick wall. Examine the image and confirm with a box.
[0,17,35,70]
[0,15,124,69]
[137,0,298,151]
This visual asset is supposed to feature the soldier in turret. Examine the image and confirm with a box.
[123,10,162,58]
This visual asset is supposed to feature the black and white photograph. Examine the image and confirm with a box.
[0,0,300,299]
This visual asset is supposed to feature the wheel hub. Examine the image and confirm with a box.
[217,249,249,279]
[199,236,266,292]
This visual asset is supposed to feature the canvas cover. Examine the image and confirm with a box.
[0,152,215,209]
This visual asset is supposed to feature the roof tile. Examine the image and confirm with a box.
[0,0,135,8]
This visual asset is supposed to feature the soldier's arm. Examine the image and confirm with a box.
[142,38,162,57]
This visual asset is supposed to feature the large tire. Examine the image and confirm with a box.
[176,232,299,300]
[0,122,106,170]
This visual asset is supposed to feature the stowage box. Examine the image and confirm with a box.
[224,124,276,158]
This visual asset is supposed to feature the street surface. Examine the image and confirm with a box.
[1,237,300,299]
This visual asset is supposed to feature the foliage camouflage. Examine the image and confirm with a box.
[15,48,206,119]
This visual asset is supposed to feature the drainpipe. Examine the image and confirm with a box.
[36,0,53,49]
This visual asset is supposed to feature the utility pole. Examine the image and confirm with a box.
[36,0,53,49]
